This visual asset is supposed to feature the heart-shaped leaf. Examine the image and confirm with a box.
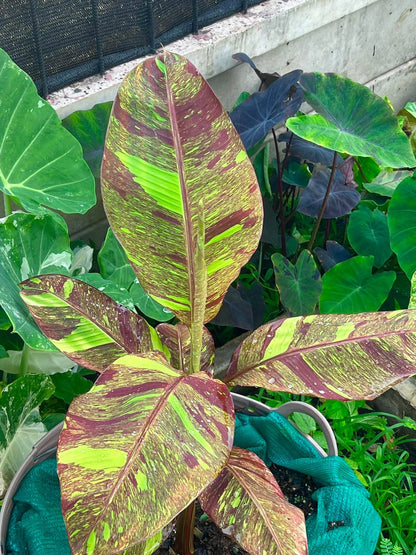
[0,348,76,376]
[62,102,112,177]
[223,309,416,400]
[156,323,215,375]
[98,228,136,290]
[101,52,263,325]
[230,70,303,151]
[314,240,351,272]
[297,169,360,219]
[98,228,173,322]
[389,172,416,279]
[58,353,234,553]
[280,133,343,166]
[282,159,311,189]
[0,212,73,350]
[199,447,307,555]
[0,374,54,496]
[287,72,416,168]
[0,48,95,214]
[363,170,413,197]
[210,286,255,330]
[51,371,93,405]
[347,205,392,268]
[272,250,322,316]
[320,256,395,313]
[20,275,159,372]
[78,273,138,311]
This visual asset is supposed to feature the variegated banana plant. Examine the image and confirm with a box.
[19,52,416,555]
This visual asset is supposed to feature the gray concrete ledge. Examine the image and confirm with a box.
[49,0,410,118]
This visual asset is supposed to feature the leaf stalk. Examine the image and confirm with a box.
[3,193,12,217]
[173,500,196,555]
[308,150,338,251]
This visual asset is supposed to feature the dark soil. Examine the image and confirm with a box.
[154,465,317,555]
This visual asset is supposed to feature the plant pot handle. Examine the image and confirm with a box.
[0,422,64,554]
[275,401,338,457]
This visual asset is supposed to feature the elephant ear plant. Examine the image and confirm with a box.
[19,52,416,555]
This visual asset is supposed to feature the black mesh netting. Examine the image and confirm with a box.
[0,0,264,97]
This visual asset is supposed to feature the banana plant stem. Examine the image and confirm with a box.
[308,151,338,251]
[173,500,196,555]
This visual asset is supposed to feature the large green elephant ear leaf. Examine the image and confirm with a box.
[101,51,263,326]
[199,447,307,555]
[0,49,96,214]
[223,310,416,400]
[286,72,416,169]
[20,274,160,372]
[62,101,112,178]
[389,172,416,279]
[57,352,234,554]
[0,212,73,350]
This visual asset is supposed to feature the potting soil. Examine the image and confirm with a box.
[234,411,382,555]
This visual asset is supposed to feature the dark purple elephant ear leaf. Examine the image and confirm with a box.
[230,69,304,151]
[224,310,416,400]
[280,132,342,166]
[101,51,263,326]
[57,352,234,554]
[297,169,360,219]
[20,274,159,372]
[199,447,307,555]
[314,240,351,272]
[156,323,215,375]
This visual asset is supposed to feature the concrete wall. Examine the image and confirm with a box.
[44,0,415,243]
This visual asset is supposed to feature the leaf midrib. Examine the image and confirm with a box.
[165,58,196,322]
[229,322,413,380]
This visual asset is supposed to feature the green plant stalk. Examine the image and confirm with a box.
[18,344,30,377]
[190,201,207,374]
[3,192,12,217]
[173,499,196,555]
[308,150,338,250]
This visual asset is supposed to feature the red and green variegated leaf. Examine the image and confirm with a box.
[20,275,160,372]
[101,51,263,326]
[199,447,307,555]
[224,310,416,400]
[156,323,215,375]
[57,352,234,554]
